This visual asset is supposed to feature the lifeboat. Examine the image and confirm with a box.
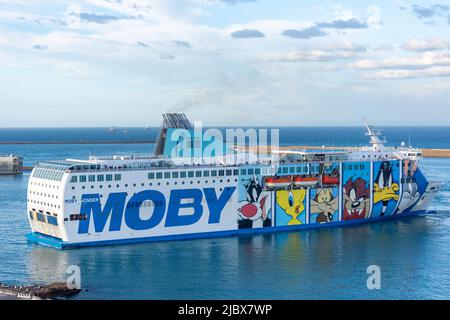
[265,176,292,189]
[293,176,319,187]
[322,175,340,185]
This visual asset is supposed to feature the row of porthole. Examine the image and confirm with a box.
[28,199,61,208]
[29,191,58,199]
[71,179,239,190]
[29,181,60,189]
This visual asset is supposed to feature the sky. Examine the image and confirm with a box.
[0,0,450,127]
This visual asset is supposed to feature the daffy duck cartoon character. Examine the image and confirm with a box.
[237,176,271,229]
[310,188,338,223]
[276,189,306,225]
[373,161,399,216]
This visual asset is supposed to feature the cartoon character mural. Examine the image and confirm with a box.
[275,189,307,226]
[310,188,339,223]
[372,161,400,217]
[395,160,421,214]
[237,175,272,229]
[343,178,371,220]
[341,162,371,220]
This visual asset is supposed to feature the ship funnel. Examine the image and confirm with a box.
[154,113,194,156]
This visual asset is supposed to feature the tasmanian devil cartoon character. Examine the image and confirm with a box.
[343,178,371,220]
[373,161,399,216]
[238,176,271,229]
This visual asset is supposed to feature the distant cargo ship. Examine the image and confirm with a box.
[26,114,441,248]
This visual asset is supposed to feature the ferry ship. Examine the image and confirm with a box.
[26,114,441,249]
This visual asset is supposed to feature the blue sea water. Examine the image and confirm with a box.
[0,127,449,300]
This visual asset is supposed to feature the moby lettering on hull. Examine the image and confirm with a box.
[78,187,236,234]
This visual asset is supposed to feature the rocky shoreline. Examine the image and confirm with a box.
[0,282,81,300]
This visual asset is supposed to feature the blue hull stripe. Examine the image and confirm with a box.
[26,211,427,250]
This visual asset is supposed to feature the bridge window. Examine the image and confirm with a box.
[233,169,239,175]
[97,175,104,182]
[106,174,113,181]
[218,170,224,176]
[188,171,194,178]
[79,175,87,183]
[247,169,254,175]
[226,169,232,176]
[255,168,261,175]
[148,172,155,179]
[196,171,202,177]
[172,172,179,179]
[180,171,186,178]
[70,176,77,183]
[114,174,121,181]
[203,170,210,177]
[164,172,170,179]
[88,175,95,182]
[240,169,246,175]
[211,170,218,177]
[156,172,162,179]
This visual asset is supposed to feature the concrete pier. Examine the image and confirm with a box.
[238,146,450,158]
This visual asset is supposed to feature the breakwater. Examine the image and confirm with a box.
[0,282,80,300]
[241,146,450,158]
[0,140,153,145]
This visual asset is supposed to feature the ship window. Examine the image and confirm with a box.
[148,172,155,179]
[156,172,163,179]
[114,174,121,181]
[47,216,58,226]
[255,168,261,175]
[240,169,247,175]
[226,169,232,176]
[196,171,202,177]
[248,169,254,175]
[97,175,104,182]
[106,174,113,181]
[289,167,295,173]
[37,213,45,222]
[233,169,239,176]
[70,176,78,183]
[164,172,170,179]
[282,167,288,174]
[360,165,365,170]
[188,171,194,178]
[172,172,179,179]
[180,171,187,178]
[79,175,87,182]
[218,170,224,176]
[211,170,217,177]
[88,175,95,182]
[203,170,210,177]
